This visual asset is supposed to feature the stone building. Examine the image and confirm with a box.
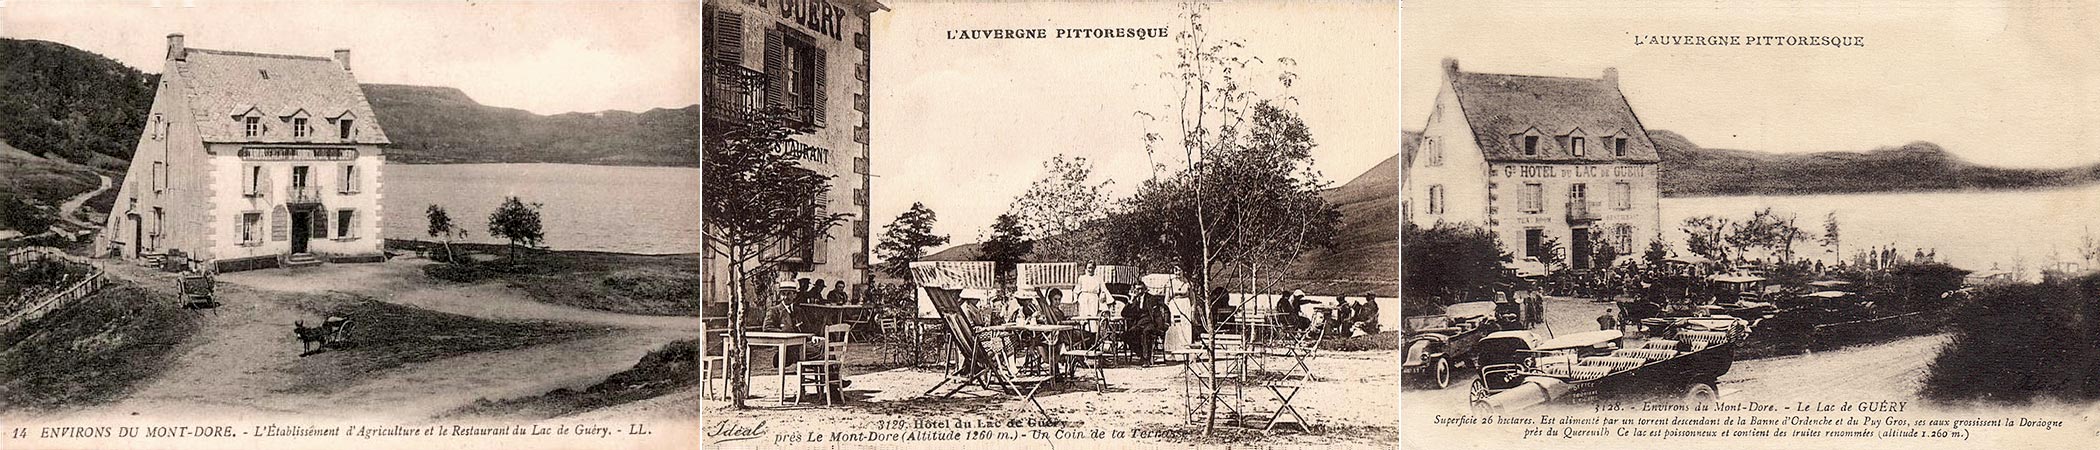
[703,0,887,311]
[96,34,389,272]
[1406,59,1662,269]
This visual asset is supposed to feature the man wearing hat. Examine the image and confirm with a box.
[766,280,800,331]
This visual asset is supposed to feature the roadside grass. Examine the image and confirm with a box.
[391,239,702,316]
[0,153,98,206]
[1321,330,1399,352]
[280,293,614,393]
[0,280,197,414]
[442,339,698,419]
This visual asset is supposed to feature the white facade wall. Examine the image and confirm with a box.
[204,147,385,262]
[1407,83,1491,227]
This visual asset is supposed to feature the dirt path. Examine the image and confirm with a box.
[1720,333,1945,401]
[59,174,111,227]
[64,258,695,422]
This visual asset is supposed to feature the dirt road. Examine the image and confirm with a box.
[62,258,695,422]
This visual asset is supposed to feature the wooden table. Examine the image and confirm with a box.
[744,331,814,402]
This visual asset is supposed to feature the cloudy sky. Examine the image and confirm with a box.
[1404,0,2100,169]
[0,1,699,115]
[873,0,1399,242]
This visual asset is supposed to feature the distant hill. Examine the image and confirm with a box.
[362,84,698,166]
[0,39,156,169]
[0,38,697,169]
[1650,129,2100,197]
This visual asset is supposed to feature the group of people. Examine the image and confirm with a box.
[1274,290,1384,337]
[763,277,859,334]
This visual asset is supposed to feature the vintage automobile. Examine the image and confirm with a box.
[1470,316,1749,413]
[1404,301,1502,389]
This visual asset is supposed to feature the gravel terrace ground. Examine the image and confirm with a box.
[706,348,1399,449]
[50,257,697,423]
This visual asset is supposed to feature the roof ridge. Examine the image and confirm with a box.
[1460,71,1607,83]
[186,48,334,62]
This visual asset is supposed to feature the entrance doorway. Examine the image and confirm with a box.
[1571,227,1593,269]
[129,213,143,257]
[291,209,310,254]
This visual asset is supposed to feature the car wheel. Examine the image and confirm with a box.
[1682,382,1718,405]
[1432,358,1453,389]
[1469,378,1493,412]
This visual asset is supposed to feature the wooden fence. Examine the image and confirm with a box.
[0,248,109,338]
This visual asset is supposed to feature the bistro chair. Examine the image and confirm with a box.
[793,324,853,405]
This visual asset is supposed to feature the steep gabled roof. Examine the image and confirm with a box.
[1446,63,1658,163]
[175,48,390,144]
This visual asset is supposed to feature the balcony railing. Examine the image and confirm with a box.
[704,64,767,126]
[287,184,325,205]
[1566,200,1602,223]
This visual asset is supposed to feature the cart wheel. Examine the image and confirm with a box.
[1682,383,1718,405]
[1432,357,1453,389]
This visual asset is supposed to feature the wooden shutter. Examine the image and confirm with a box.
[271,206,289,241]
[312,208,328,240]
[810,48,826,126]
[764,28,786,108]
[713,9,744,67]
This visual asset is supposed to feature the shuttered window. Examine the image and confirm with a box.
[765,26,825,126]
[705,6,745,67]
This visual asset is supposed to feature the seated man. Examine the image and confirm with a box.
[1121,292,1166,365]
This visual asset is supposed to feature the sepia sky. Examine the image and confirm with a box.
[872,0,1399,242]
[1404,0,2100,169]
[0,0,700,115]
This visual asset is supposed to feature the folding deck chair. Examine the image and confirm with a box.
[1257,323,1326,431]
[911,262,1053,420]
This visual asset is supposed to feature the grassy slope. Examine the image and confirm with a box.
[0,151,98,207]
[390,240,703,316]
[0,280,196,414]
[442,339,697,419]
[279,292,613,393]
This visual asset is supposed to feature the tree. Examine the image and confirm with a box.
[1682,215,1732,262]
[1401,221,1510,311]
[1102,1,1341,433]
[486,196,545,260]
[1644,234,1671,266]
[874,202,949,279]
[977,213,1035,278]
[703,105,852,409]
[1007,155,1113,263]
[424,204,468,263]
[1533,234,1566,273]
[1728,208,1806,264]
[1588,228,1621,271]
[1821,212,1842,262]
[0,194,53,236]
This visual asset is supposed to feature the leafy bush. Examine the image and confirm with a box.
[421,262,490,283]
[1921,273,2100,404]
[600,270,699,301]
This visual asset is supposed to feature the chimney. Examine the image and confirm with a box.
[167,33,185,61]
[333,49,351,71]
[1603,67,1619,87]
[1442,57,1461,79]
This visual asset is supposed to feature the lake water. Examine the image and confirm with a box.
[1660,185,2099,275]
[382,163,699,255]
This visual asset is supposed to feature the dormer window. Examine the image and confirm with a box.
[243,116,262,137]
[1571,136,1586,157]
[1523,135,1539,156]
[1614,137,1628,157]
[293,118,311,138]
[338,119,354,140]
